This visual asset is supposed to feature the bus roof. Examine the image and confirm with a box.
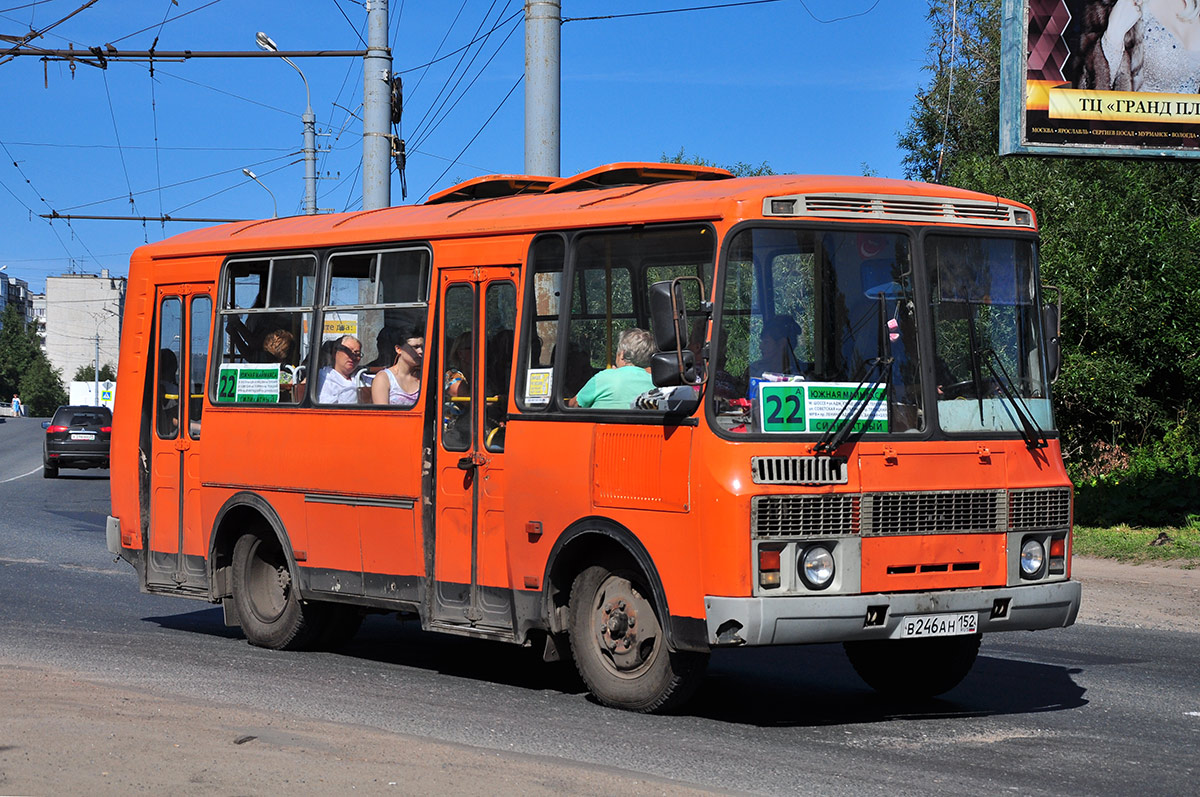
[136,162,1035,261]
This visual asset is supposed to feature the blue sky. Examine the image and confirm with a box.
[0,0,930,292]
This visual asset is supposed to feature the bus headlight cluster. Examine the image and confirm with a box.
[1020,538,1046,579]
[800,544,835,590]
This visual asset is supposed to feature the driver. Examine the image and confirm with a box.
[749,316,804,378]
[316,334,362,404]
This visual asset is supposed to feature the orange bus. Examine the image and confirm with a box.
[107,162,1081,713]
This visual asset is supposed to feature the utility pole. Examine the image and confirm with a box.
[362,0,392,210]
[525,0,561,177]
[93,332,99,408]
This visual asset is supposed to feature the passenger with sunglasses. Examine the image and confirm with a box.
[316,334,364,404]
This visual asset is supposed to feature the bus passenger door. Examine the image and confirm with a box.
[431,268,518,635]
[146,286,213,593]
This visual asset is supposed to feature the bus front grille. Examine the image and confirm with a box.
[751,494,859,538]
[751,456,848,485]
[861,490,1007,536]
[1009,487,1072,531]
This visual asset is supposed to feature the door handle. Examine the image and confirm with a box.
[457,452,487,470]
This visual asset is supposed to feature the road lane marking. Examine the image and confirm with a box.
[0,466,41,484]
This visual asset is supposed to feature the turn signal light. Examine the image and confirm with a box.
[758,548,781,588]
[1049,536,1066,574]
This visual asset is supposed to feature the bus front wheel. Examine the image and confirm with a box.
[843,633,981,697]
[231,532,322,651]
[568,565,707,713]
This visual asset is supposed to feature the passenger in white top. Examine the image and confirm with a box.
[316,335,362,404]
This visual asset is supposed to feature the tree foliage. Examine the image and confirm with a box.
[901,0,1200,523]
[0,304,66,416]
[74,363,118,382]
[662,147,776,177]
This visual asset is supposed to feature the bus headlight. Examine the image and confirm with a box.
[1020,538,1046,579]
[800,544,835,590]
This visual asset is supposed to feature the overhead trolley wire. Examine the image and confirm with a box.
[410,8,522,154]
[418,72,523,204]
[408,0,504,146]
[0,135,103,267]
[107,0,226,46]
[58,152,296,213]
[562,0,882,25]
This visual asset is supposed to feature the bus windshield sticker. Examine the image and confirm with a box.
[525,368,553,406]
[758,381,888,434]
[216,363,282,404]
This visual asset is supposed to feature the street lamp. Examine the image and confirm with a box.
[256,31,317,215]
[242,169,278,218]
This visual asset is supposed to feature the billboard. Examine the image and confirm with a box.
[1001,0,1200,158]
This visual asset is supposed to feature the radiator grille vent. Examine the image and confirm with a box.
[763,193,1024,227]
[861,490,1007,536]
[1010,487,1072,531]
[752,494,859,539]
[751,456,848,485]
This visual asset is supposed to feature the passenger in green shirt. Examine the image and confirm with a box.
[569,328,656,409]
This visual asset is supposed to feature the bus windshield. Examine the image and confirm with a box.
[713,227,922,436]
[927,234,1053,436]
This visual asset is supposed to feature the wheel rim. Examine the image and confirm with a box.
[589,574,662,680]
[244,537,291,625]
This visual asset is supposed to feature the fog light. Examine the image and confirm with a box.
[800,545,835,590]
[1020,538,1046,579]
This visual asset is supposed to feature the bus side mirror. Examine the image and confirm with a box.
[648,280,688,351]
[1042,285,1062,383]
[649,276,708,388]
[650,350,697,387]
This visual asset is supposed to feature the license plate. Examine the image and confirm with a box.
[70,433,95,441]
[894,612,978,639]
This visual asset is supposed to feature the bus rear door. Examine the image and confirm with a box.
[432,267,518,635]
[146,285,213,593]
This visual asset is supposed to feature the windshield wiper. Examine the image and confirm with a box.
[814,356,891,454]
[979,348,1048,450]
[815,296,893,455]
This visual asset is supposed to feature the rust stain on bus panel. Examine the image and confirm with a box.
[592,426,691,513]
[860,533,1006,593]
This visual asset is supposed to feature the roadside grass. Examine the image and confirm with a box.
[1073,525,1200,568]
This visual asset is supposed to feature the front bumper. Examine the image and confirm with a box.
[705,579,1081,646]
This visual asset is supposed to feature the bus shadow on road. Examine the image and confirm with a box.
[689,644,1087,727]
[145,607,244,640]
[143,610,1087,725]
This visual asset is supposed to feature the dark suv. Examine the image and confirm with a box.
[42,405,112,478]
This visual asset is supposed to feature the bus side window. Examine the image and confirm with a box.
[483,281,517,452]
[215,255,315,406]
[517,234,564,411]
[156,297,183,439]
[188,295,212,438]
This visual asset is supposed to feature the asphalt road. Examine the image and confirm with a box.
[1,414,1197,795]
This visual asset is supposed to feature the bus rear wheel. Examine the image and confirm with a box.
[568,565,707,713]
[843,633,981,698]
[232,532,322,651]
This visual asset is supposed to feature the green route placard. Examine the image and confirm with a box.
[758,381,888,434]
[216,364,281,404]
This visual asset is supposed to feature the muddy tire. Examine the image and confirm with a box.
[843,633,981,697]
[231,532,323,651]
[568,565,707,713]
